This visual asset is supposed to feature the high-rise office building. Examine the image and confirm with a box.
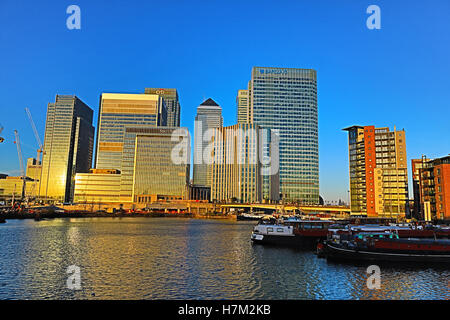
[343,125,409,217]
[26,158,41,199]
[210,123,279,203]
[239,67,319,204]
[39,95,94,202]
[412,155,450,220]
[94,93,166,171]
[76,92,190,204]
[74,127,190,204]
[193,98,223,188]
[132,127,190,203]
[144,88,180,127]
[236,88,250,123]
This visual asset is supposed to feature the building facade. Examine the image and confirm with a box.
[26,158,41,200]
[210,123,279,203]
[39,95,94,203]
[239,67,319,204]
[75,92,170,204]
[144,88,180,127]
[343,126,409,217]
[94,93,166,171]
[412,155,450,220]
[74,169,121,203]
[193,98,223,188]
[236,88,250,124]
[132,127,190,203]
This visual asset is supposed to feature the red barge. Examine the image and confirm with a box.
[318,232,450,263]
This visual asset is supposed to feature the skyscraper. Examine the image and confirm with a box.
[145,88,180,127]
[92,92,167,202]
[94,93,166,171]
[343,125,409,217]
[39,95,94,202]
[236,88,250,124]
[132,127,190,203]
[193,98,223,187]
[210,123,279,203]
[239,67,319,204]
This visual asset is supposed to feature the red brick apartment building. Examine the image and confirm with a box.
[412,155,450,220]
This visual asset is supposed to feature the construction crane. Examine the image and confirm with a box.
[0,124,4,143]
[13,130,27,202]
[25,108,44,163]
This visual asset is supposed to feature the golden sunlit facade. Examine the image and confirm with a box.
[344,125,408,217]
[210,123,279,203]
[132,127,190,203]
[39,95,94,203]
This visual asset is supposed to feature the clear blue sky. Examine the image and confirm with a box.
[1,0,449,203]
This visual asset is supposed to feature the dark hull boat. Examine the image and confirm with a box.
[251,232,320,247]
[237,213,266,221]
[318,233,450,263]
[251,218,335,248]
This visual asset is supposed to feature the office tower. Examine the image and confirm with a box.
[236,89,250,123]
[94,93,166,171]
[145,88,180,127]
[39,95,94,202]
[240,67,319,204]
[343,126,409,217]
[193,98,223,188]
[132,127,190,203]
[26,158,41,199]
[79,93,167,203]
[412,155,450,220]
[210,123,279,203]
[26,158,41,181]
[74,128,190,204]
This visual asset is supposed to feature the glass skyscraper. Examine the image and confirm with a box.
[144,88,180,127]
[93,93,167,202]
[210,123,279,203]
[193,98,223,187]
[132,127,190,202]
[239,67,319,204]
[39,95,94,202]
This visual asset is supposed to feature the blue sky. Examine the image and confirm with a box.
[0,0,449,202]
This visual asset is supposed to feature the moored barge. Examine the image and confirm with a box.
[318,232,450,263]
[251,217,335,247]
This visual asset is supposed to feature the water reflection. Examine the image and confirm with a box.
[0,218,449,299]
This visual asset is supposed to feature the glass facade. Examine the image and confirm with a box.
[94,93,166,171]
[39,95,94,202]
[144,88,180,127]
[93,93,167,202]
[210,124,279,203]
[243,67,319,204]
[132,128,190,201]
[193,98,223,187]
[74,171,121,203]
[236,89,250,124]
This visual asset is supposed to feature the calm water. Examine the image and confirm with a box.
[0,218,449,300]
